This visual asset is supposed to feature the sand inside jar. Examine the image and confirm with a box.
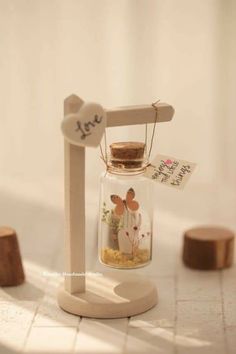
[101,247,150,268]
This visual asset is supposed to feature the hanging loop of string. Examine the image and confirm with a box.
[99,129,108,166]
[99,100,160,169]
[147,99,160,159]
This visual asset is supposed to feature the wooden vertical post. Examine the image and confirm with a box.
[64,95,85,294]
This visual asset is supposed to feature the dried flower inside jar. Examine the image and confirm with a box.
[98,142,153,269]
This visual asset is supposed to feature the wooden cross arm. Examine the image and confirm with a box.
[62,95,174,148]
[64,94,174,128]
[106,103,174,127]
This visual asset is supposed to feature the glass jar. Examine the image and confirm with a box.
[98,142,153,269]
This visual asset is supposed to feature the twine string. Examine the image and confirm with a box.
[144,124,148,155]
[147,99,160,159]
[99,100,160,169]
[99,127,108,167]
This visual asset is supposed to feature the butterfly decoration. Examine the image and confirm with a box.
[110,188,139,216]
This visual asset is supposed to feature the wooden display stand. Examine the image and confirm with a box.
[58,94,174,318]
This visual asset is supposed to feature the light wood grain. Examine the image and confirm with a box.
[64,96,85,294]
[106,103,174,127]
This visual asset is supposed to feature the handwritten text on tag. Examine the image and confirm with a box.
[144,154,196,189]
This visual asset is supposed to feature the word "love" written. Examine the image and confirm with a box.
[75,114,103,139]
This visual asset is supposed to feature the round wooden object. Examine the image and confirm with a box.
[58,271,157,318]
[0,226,25,286]
[183,226,235,270]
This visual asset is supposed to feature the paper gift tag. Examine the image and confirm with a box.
[61,102,106,147]
[144,154,196,189]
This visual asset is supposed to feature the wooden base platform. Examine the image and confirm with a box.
[58,271,158,319]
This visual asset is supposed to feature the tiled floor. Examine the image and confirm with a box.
[0,185,236,354]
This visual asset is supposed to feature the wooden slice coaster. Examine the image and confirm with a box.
[183,226,235,270]
[0,226,25,286]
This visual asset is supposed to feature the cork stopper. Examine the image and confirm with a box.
[109,142,146,170]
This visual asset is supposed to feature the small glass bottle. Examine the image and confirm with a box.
[98,142,153,269]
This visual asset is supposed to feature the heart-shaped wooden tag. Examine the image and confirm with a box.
[61,102,106,147]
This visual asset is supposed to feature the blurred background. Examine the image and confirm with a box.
[0,0,236,240]
[1,2,236,353]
